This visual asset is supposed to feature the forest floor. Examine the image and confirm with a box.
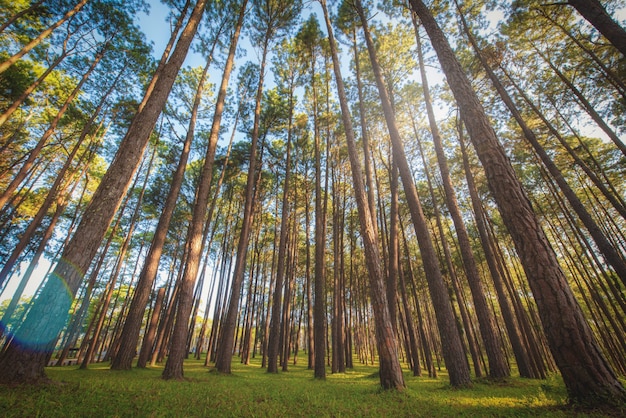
[0,356,624,417]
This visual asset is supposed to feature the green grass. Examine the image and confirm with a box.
[0,357,623,417]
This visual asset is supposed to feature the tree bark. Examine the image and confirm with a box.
[356,0,470,387]
[409,0,626,405]
[0,0,208,385]
[566,0,626,57]
[413,14,509,379]
[112,30,218,371]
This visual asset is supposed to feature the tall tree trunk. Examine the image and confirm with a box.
[459,10,626,288]
[160,1,246,380]
[413,15,509,379]
[533,46,626,158]
[356,0,470,387]
[112,30,219,371]
[0,67,117,288]
[137,287,166,368]
[0,28,76,127]
[566,0,626,57]
[267,79,296,373]
[81,144,155,368]
[457,127,539,379]
[320,0,404,390]
[409,0,626,405]
[0,0,208,385]
[351,26,377,228]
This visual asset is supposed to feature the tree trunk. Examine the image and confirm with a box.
[356,0,470,387]
[267,79,296,373]
[459,10,626,289]
[160,1,246,380]
[0,45,107,214]
[320,0,404,390]
[0,0,208,385]
[112,33,217,371]
[414,15,509,379]
[566,0,626,57]
[409,0,626,405]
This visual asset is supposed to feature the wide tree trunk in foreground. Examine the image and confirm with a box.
[0,0,208,385]
[320,0,404,390]
[409,0,626,406]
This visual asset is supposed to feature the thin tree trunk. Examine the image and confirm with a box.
[0,0,88,74]
[320,0,404,390]
[267,77,296,373]
[457,9,626,291]
[0,45,107,212]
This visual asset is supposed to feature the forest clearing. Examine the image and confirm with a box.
[1,0,626,414]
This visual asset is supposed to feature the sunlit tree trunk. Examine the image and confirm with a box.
[356,0,470,387]
[0,0,208,385]
[161,1,247,380]
[409,0,626,405]
[320,0,404,390]
[112,29,219,371]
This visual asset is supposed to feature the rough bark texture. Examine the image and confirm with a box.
[112,33,216,372]
[409,0,626,406]
[0,0,207,385]
[413,16,509,379]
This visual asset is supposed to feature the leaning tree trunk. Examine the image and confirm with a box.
[0,0,208,385]
[413,15,509,379]
[457,9,626,289]
[0,0,88,75]
[161,3,247,381]
[356,0,470,388]
[112,26,220,371]
[567,0,626,58]
[0,45,107,215]
[409,0,626,406]
[320,0,404,390]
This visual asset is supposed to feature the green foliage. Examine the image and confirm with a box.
[2,357,621,417]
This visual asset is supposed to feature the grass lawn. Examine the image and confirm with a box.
[0,356,624,417]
